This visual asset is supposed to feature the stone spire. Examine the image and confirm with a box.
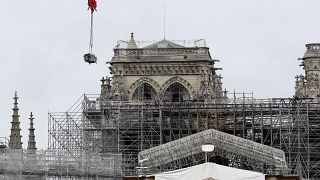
[27,112,37,153]
[100,76,112,99]
[8,91,22,149]
[127,32,138,49]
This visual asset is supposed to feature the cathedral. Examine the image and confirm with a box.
[101,33,225,102]
[2,34,320,179]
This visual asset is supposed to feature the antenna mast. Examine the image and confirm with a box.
[163,0,166,39]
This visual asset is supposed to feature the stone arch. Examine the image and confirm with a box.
[161,77,196,101]
[129,77,161,101]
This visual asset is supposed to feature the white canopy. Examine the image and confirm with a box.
[155,163,265,180]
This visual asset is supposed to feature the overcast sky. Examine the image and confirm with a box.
[0,0,319,149]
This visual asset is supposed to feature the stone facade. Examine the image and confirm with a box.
[101,34,224,102]
[295,43,320,99]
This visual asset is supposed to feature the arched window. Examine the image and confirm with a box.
[164,83,190,102]
[132,83,158,101]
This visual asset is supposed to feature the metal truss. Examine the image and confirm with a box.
[47,94,320,179]
[138,129,287,175]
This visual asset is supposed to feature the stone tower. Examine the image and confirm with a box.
[27,112,37,154]
[8,91,22,149]
[295,43,320,99]
[101,33,224,102]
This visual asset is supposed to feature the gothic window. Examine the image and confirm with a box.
[132,83,158,101]
[164,83,190,102]
[113,95,120,101]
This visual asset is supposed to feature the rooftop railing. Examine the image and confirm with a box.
[115,39,207,49]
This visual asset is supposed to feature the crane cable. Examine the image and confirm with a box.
[87,0,97,54]
[89,12,94,54]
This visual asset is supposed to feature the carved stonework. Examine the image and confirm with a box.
[294,75,305,98]
[295,44,320,99]
[110,78,126,101]
[198,71,223,100]
[114,48,209,58]
[100,77,112,100]
[306,73,319,98]
[215,75,224,98]
[105,34,224,102]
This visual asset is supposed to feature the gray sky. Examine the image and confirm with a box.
[0,0,318,149]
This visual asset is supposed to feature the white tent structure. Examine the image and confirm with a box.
[155,162,265,180]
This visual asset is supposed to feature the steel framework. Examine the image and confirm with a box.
[138,129,287,175]
[48,94,320,179]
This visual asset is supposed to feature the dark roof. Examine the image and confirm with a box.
[143,39,185,49]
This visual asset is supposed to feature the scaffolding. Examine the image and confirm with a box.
[0,138,8,149]
[47,94,123,179]
[0,149,122,180]
[48,94,320,179]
